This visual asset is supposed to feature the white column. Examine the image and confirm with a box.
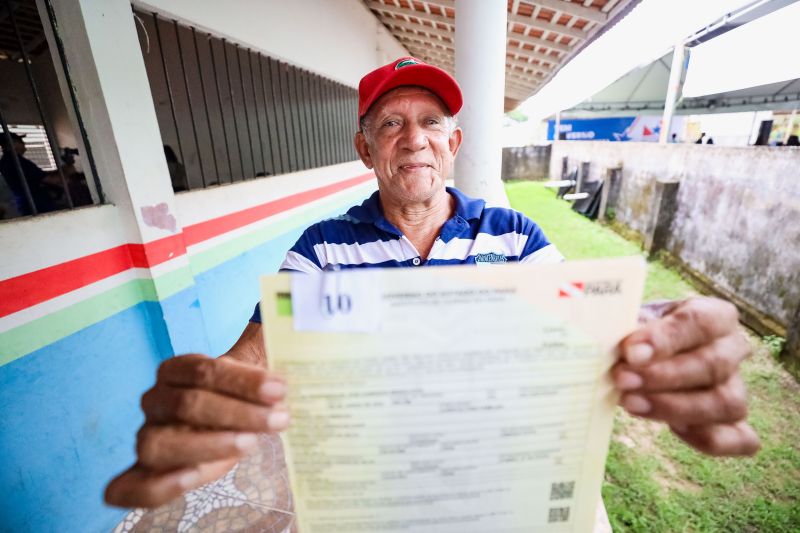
[554,110,561,141]
[454,0,509,207]
[659,42,686,144]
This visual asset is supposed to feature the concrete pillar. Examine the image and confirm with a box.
[781,302,800,379]
[45,0,209,355]
[454,0,509,207]
[576,160,590,194]
[554,111,561,141]
[598,167,622,222]
[659,43,686,144]
[643,179,681,257]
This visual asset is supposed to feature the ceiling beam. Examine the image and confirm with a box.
[411,0,587,41]
[400,35,549,77]
[395,33,453,53]
[397,33,551,78]
[423,0,455,10]
[370,1,579,68]
[378,15,454,41]
[508,31,571,53]
[506,70,543,86]
[413,48,453,63]
[507,11,586,40]
[506,77,538,90]
[506,55,552,75]
[506,46,559,66]
[367,1,454,28]
[530,0,607,24]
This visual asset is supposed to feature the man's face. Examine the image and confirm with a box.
[354,87,462,206]
[13,139,25,155]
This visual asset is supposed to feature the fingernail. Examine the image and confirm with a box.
[622,394,651,415]
[615,370,643,391]
[267,410,290,430]
[260,381,287,401]
[234,433,259,451]
[178,470,200,489]
[626,343,653,366]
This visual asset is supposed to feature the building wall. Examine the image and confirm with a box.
[135,0,408,87]
[0,165,376,532]
[0,0,398,530]
[549,141,800,327]
[502,144,551,181]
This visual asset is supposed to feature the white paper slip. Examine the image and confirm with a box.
[260,256,646,533]
[291,270,382,332]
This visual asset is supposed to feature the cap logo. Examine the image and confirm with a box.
[395,59,419,70]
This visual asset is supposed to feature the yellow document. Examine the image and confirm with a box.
[260,257,645,532]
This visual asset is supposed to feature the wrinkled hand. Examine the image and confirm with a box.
[612,297,760,456]
[105,354,289,508]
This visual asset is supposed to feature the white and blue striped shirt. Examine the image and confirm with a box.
[250,187,562,322]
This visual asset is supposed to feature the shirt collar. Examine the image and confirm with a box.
[446,186,485,221]
[347,186,485,229]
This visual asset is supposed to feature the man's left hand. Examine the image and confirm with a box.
[612,297,761,456]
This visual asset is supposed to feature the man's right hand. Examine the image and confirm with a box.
[104,353,289,508]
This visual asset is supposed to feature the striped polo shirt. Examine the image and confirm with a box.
[250,187,562,322]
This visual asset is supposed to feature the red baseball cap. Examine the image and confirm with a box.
[358,57,463,121]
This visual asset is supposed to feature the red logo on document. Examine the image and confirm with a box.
[558,281,584,298]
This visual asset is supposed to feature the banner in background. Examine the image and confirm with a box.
[547,116,666,142]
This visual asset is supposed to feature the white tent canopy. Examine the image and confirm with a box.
[519,0,800,121]
[555,0,800,118]
[565,51,800,118]
[683,1,800,98]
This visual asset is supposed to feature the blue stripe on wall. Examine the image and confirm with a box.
[0,302,172,533]
[192,203,361,356]
[192,229,303,357]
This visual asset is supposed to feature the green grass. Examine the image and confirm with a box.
[506,181,800,533]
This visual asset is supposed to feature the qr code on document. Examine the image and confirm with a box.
[548,506,571,523]
[550,481,575,500]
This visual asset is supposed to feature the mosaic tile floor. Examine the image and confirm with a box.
[113,434,294,533]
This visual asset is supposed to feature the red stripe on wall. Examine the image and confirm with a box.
[1,244,137,318]
[182,173,375,246]
[0,173,374,318]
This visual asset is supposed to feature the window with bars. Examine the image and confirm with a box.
[5,125,56,170]
[134,9,360,192]
[0,0,101,220]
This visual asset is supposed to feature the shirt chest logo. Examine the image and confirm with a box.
[474,252,508,265]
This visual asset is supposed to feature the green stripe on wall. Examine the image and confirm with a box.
[0,278,157,367]
[187,186,373,275]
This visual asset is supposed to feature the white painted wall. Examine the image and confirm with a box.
[175,160,371,226]
[134,0,408,87]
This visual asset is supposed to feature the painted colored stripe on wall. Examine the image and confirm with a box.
[188,185,374,275]
[183,173,375,246]
[0,173,375,318]
[0,267,196,366]
[0,183,375,365]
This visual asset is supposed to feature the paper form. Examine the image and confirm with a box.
[260,257,645,532]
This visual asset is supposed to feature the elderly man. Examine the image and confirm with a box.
[106,58,759,508]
